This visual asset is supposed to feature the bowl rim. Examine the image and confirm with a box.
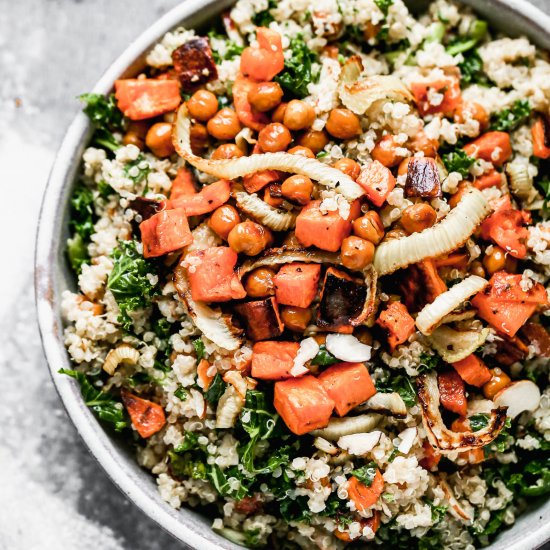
[35,0,550,549]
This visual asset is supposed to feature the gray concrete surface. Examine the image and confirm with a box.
[0,0,549,549]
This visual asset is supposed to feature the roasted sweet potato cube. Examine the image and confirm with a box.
[251,341,300,380]
[405,157,442,198]
[356,160,396,207]
[318,362,376,416]
[235,297,284,341]
[172,37,218,92]
[273,263,321,308]
[273,375,334,434]
[140,207,193,258]
[438,370,467,416]
[114,79,181,120]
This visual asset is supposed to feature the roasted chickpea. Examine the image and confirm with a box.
[363,21,381,40]
[122,121,148,149]
[483,245,507,275]
[283,99,316,131]
[297,129,329,154]
[288,145,315,158]
[322,44,339,59]
[208,205,241,240]
[332,158,361,180]
[483,368,512,400]
[371,135,404,167]
[145,122,175,158]
[281,174,313,205]
[397,157,412,177]
[187,89,219,121]
[312,333,327,345]
[353,211,385,244]
[410,131,439,157]
[211,143,245,160]
[455,101,489,131]
[281,306,313,332]
[470,260,486,278]
[325,108,361,140]
[206,108,241,140]
[263,184,284,208]
[400,203,437,234]
[340,236,375,270]
[272,102,288,123]
[228,221,273,256]
[248,81,284,112]
[505,255,518,273]
[385,228,408,241]
[449,182,469,209]
[258,122,292,153]
[190,122,209,154]
[244,267,276,297]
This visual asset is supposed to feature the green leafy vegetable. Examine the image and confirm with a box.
[168,450,207,480]
[193,338,206,361]
[174,432,201,453]
[446,19,487,55]
[79,93,123,152]
[426,500,448,523]
[536,177,550,216]
[207,30,244,63]
[311,345,339,366]
[275,35,320,98]
[67,233,89,274]
[174,385,189,401]
[374,0,393,16]
[442,149,476,178]
[204,373,226,404]
[208,464,248,500]
[107,240,158,330]
[279,495,311,523]
[68,183,95,273]
[252,0,276,26]
[418,352,440,373]
[123,155,151,185]
[376,372,416,408]
[490,99,531,132]
[470,414,512,454]
[351,462,378,486]
[59,369,128,431]
[458,50,489,87]
[425,22,446,44]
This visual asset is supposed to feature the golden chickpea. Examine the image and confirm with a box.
[410,131,439,158]
[263,184,284,208]
[470,260,486,278]
[400,203,437,234]
[187,89,219,121]
[505,255,518,273]
[283,100,316,131]
[364,21,381,40]
[455,101,489,131]
[332,158,361,180]
[281,306,313,332]
[397,157,412,177]
[208,205,241,240]
[371,135,403,167]
[340,236,375,270]
[483,368,512,400]
[483,245,507,275]
[211,143,245,160]
[288,145,315,158]
[325,108,361,140]
[297,129,329,154]
[313,333,327,345]
[145,122,175,158]
[206,108,241,140]
[258,123,292,153]
[281,174,313,205]
[122,121,148,150]
[248,81,284,112]
[353,211,385,244]
[228,221,273,256]
[272,102,288,123]
[190,123,209,154]
[449,182,469,209]
[244,267,276,298]
[122,131,145,150]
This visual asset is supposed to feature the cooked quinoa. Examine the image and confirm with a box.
[61,0,550,548]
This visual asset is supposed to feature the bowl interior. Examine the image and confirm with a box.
[35,0,550,548]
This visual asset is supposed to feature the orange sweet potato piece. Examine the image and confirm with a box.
[318,362,376,416]
[273,375,335,434]
[187,246,246,302]
[169,179,231,216]
[419,440,441,471]
[114,79,181,121]
[411,77,461,116]
[452,354,492,387]
[376,302,415,351]
[240,27,285,82]
[197,359,214,390]
[463,131,512,166]
[532,117,550,159]
[251,341,300,380]
[121,389,166,438]
[243,170,280,193]
[356,160,396,207]
[438,370,467,416]
[172,37,218,92]
[234,298,284,341]
[334,512,381,542]
[473,170,503,190]
[140,207,193,258]
[170,167,198,200]
[273,263,321,308]
[295,200,353,252]
[480,209,529,259]
[347,470,384,511]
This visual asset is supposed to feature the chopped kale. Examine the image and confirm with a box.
[79,92,123,152]
[59,369,128,431]
[458,50,489,87]
[442,148,476,178]
[311,345,339,366]
[67,183,95,274]
[374,0,394,16]
[174,431,201,453]
[67,233,89,275]
[168,450,208,480]
[204,373,226,404]
[193,337,206,361]
[174,385,189,401]
[207,30,244,63]
[107,240,159,330]
[252,0,276,27]
[376,372,416,408]
[123,154,151,185]
[418,352,440,373]
[351,462,378,486]
[275,35,320,98]
[446,19,487,56]
[490,99,531,132]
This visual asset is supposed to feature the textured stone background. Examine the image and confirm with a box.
[0,1,549,549]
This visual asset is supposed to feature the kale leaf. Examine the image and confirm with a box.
[204,373,226,404]
[490,99,531,132]
[376,372,416,408]
[374,0,393,16]
[79,93,123,152]
[174,431,201,453]
[174,385,189,401]
[67,233,90,275]
[418,352,440,373]
[193,337,206,361]
[275,35,320,98]
[470,414,512,454]
[59,368,128,431]
[351,462,378,486]
[442,149,476,178]
[252,0,277,27]
[458,50,489,87]
[68,183,95,273]
[207,31,244,63]
[536,177,550,217]
[107,240,158,330]
[168,450,208,480]
[311,344,339,366]
[446,19,487,56]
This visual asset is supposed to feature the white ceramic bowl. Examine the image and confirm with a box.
[35,1,550,548]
